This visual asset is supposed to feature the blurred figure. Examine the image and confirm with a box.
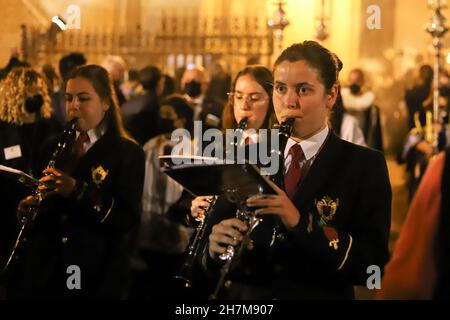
[181,65,223,131]
[120,69,143,101]
[174,66,186,92]
[330,87,366,146]
[130,94,194,299]
[207,60,231,105]
[161,74,175,98]
[42,64,60,95]
[377,148,450,299]
[101,55,127,106]
[402,68,450,200]
[51,52,87,124]
[0,48,30,80]
[341,68,383,151]
[405,65,433,130]
[0,68,60,295]
[121,66,164,145]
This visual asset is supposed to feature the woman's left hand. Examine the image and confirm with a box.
[39,167,77,198]
[246,177,301,229]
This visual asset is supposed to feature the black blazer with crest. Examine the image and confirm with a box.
[200,131,392,299]
[9,131,145,299]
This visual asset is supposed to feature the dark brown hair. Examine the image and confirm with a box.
[274,40,342,93]
[65,64,134,142]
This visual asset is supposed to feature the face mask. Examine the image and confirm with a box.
[159,118,175,134]
[184,80,202,98]
[349,84,361,95]
[25,94,44,113]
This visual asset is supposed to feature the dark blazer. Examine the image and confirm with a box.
[0,119,61,267]
[9,131,145,299]
[201,132,392,299]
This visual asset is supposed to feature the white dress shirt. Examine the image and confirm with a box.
[284,126,329,173]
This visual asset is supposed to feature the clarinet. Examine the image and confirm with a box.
[2,118,78,272]
[271,117,295,185]
[209,118,296,299]
[173,117,249,289]
[173,196,217,288]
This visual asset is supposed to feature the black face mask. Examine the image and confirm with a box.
[184,80,202,98]
[25,94,44,113]
[349,84,361,95]
[160,118,175,134]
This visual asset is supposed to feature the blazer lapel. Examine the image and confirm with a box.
[291,132,342,208]
[73,133,115,176]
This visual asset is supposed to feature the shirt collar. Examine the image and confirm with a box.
[76,121,106,147]
[242,129,259,145]
[284,126,329,161]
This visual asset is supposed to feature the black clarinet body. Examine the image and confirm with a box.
[173,117,249,289]
[2,118,78,272]
[209,118,296,299]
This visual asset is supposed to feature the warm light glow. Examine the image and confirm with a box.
[446,52,450,64]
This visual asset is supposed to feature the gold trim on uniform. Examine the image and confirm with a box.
[92,165,108,186]
[337,234,353,270]
[100,198,115,223]
[315,196,339,224]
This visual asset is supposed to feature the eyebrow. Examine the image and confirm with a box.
[235,90,264,94]
[274,81,314,87]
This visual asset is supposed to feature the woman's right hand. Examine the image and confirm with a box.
[208,218,248,260]
[190,196,215,220]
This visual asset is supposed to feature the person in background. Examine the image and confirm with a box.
[341,68,383,151]
[161,74,176,98]
[101,55,127,106]
[130,94,194,299]
[377,147,450,299]
[207,60,231,105]
[180,65,223,131]
[0,48,30,80]
[0,67,61,297]
[121,66,164,145]
[120,69,143,102]
[330,86,366,146]
[42,64,60,96]
[51,52,87,124]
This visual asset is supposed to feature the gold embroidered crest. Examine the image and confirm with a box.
[92,165,108,186]
[315,196,339,224]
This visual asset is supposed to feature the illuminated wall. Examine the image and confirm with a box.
[1,0,449,76]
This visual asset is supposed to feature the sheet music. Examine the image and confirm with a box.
[0,164,39,186]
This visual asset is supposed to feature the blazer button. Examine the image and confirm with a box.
[62,237,69,244]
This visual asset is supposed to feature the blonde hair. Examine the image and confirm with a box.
[0,67,52,124]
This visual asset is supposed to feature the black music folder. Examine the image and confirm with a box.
[159,155,276,201]
[0,164,39,188]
